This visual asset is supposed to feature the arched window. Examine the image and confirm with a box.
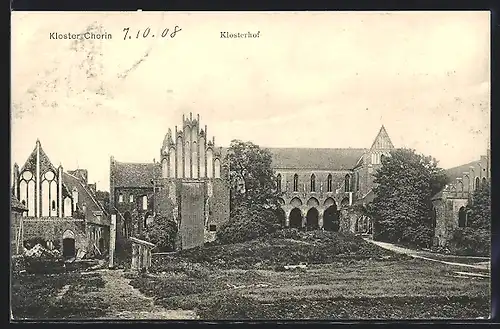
[276,174,282,192]
[310,174,316,192]
[458,207,466,228]
[475,177,480,190]
[344,174,351,192]
[293,174,299,192]
[482,177,487,186]
[214,159,221,178]
[327,174,332,192]
[380,154,386,163]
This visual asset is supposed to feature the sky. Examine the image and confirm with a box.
[11,11,490,191]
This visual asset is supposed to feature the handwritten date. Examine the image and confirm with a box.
[122,26,182,40]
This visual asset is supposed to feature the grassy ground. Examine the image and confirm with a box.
[11,230,490,320]
[130,258,490,319]
[128,231,490,319]
[11,271,110,320]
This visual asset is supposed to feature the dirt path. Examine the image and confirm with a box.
[364,239,490,271]
[91,269,199,320]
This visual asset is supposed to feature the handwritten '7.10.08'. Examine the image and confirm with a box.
[122,26,182,40]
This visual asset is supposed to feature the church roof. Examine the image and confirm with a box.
[266,148,368,170]
[11,194,28,211]
[112,161,161,188]
[370,125,394,150]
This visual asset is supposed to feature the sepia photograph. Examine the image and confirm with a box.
[10,11,491,320]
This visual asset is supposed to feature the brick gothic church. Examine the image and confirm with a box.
[109,113,394,249]
[110,114,230,250]
[11,140,110,257]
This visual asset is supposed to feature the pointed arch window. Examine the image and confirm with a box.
[310,174,316,192]
[344,174,351,192]
[276,173,282,192]
[293,174,299,192]
[327,174,333,192]
[475,177,480,190]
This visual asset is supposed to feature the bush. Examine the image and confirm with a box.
[173,229,405,270]
[216,208,281,245]
[146,216,178,252]
[401,226,434,249]
[449,228,490,256]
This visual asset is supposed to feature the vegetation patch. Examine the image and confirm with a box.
[153,229,407,270]
[11,271,109,319]
[448,228,490,257]
[129,258,489,320]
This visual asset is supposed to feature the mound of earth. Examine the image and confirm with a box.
[153,230,407,270]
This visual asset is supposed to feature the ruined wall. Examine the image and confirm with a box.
[113,187,154,238]
[20,218,87,253]
[433,197,468,246]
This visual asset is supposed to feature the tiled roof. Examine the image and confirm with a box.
[266,148,368,170]
[11,194,28,211]
[63,172,109,226]
[113,161,161,188]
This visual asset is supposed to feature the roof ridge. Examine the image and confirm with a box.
[63,172,106,213]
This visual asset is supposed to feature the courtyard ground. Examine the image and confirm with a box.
[11,231,491,320]
[11,269,199,320]
[128,257,490,320]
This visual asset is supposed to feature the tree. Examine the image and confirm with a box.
[468,179,490,230]
[142,215,178,252]
[217,140,283,244]
[370,148,449,247]
[139,198,178,252]
[225,140,282,215]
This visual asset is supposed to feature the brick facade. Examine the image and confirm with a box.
[11,140,110,257]
[272,126,394,233]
